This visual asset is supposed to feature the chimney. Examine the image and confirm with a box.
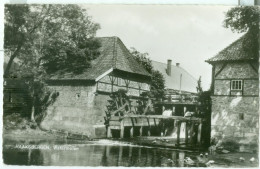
[167,59,172,76]
[176,63,180,67]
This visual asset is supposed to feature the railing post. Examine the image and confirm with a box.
[107,126,112,138]
[185,122,189,144]
[197,122,202,145]
[120,120,124,139]
[147,117,151,136]
[140,126,143,136]
[189,122,194,144]
[130,127,134,138]
[176,121,181,145]
[161,119,164,136]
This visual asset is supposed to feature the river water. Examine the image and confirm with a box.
[3,137,200,167]
[3,137,258,167]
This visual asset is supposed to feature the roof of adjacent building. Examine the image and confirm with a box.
[50,36,150,80]
[206,33,257,63]
[152,61,197,93]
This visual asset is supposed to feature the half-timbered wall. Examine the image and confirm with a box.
[213,62,258,96]
[97,73,150,96]
[211,61,259,144]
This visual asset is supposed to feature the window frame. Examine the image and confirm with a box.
[231,80,243,91]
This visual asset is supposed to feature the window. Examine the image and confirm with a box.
[76,93,80,99]
[231,80,242,90]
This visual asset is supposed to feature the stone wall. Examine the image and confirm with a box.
[211,96,258,139]
[214,79,258,96]
[40,84,109,138]
[211,61,259,145]
[215,62,258,79]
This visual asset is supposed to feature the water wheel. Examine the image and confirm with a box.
[136,92,154,115]
[104,89,134,125]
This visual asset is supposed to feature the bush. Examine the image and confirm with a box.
[219,138,240,152]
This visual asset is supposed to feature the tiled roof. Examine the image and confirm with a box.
[152,61,197,93]
[50,37,150,80]
[206,33,257,63]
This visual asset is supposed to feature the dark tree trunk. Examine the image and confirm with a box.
[4,44,22,77]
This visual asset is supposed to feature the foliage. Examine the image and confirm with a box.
[3,113,37,131]
[4,4,101,77]
[129,48,165,99]
[151,70,165,99]
[196,77,211,117]
[224,6,259,33]
[224,6,259,58]
[33,81,59,124]
[129,47,153,73]
[4,4,100,123]
[196,76,203,94]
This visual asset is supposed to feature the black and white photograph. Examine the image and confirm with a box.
[1,1,259,168]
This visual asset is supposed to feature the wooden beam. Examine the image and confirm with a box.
[107,126,112,138]
[185,122,189,144]
[121,115,203,122]
[176,121,181,145]
[120,121,124,139]
[106,146,111,157]
[140,126,143,136]
[197,123,202,145]
[130,127,134,138]
[146,117,151,136]
[118,146,123,165]
[215,63,227,78]
[189,122,194,144]
[249,63,258,74]
[153,118,157,126]
[211,65,215,93]
[95,68,113,82]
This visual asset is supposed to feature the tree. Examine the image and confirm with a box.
[224,6,259,58]
[129,48,165,99]
[150,70,165,99]
[129,47,153,73]
[196,76,203,94]
[4,4,101,123]
[4,4,101,78]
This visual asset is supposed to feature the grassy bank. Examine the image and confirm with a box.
[3,113,61,140]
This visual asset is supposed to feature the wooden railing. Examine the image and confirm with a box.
[107,115,204,146]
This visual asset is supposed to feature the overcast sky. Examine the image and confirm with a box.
[83,5,242,90]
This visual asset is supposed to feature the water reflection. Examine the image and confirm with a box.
[3,138,197,166]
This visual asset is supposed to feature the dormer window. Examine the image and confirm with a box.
[231,80,242,90]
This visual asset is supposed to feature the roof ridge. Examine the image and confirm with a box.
[152,60,167,65]
[116,37,150,75]
[205,33,250,63]
[151,60,197,81]
[177,66,198,81]
[213,34,245,57]
[113,37,118,68]
[112,37,116,68]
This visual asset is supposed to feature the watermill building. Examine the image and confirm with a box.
[41,37,151,138]
[206,33,259,145]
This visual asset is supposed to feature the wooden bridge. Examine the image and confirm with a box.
[107,115,204,146]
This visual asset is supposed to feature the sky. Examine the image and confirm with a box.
[84,5,242,90]
[83,5,243,90]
